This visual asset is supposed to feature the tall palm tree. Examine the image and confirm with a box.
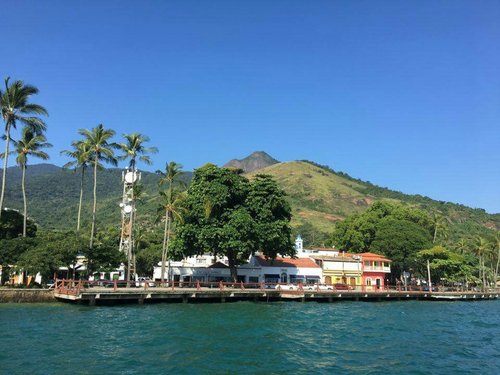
[79,124,117,248]
[61,140,91,232]
[4,127,52,236]
[157,188,186,285]
[156,161,185,284]
[474,236,490,291]
[118,133,158,170]
[0,77,48,218]
[494,231,500,288]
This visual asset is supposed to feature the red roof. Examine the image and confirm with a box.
[255,255,320,268]
[357,252,391,262]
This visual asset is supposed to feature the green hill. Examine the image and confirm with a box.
[2,158,498,245]
[247,160,499,244]
[1,165,191,230]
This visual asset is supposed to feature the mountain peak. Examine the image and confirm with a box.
[223,151,279,173]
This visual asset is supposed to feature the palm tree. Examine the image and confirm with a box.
[156,161,185,284]
[157,188,186,285]
[0,77,48,218]
[431,212,449,244]
[79,124,117,248]
[454,238,470,256]
[118,133,158,170]
[494,231,500,288]
[474,236,490,291]
[61,140,91,232]
[3,127,52,236]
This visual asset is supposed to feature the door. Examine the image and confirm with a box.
[325,276,332,285]
[280,273,288,284]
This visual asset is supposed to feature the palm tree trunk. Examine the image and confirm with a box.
[90,160,97,248]
[433,224,437,244]
[495,245,499,288]
[160,208,169,284]
[166,211,172,284]
[0,124,12,218]
[77,166,85,232]
[22,163,27,237]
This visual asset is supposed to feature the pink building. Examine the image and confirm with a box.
[359,252,392,290]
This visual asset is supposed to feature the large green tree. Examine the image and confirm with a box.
[17,231,87,283]
[0,236,37,284]
[174,165,293,281]
[79,124,118,248]
[5,127,52,236]
[370,217,433,276]
[0,208,36,239]
[246,174,294,258]
[416,245,475,287]
[0,78,48,218]
[330,201,433,252]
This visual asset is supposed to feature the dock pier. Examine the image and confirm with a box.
[54,280,499,305]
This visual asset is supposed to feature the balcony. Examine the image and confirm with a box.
[364,266,391,273]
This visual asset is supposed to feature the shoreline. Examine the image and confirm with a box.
[0,289,56,303]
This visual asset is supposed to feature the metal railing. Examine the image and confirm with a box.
[54,278,500,297]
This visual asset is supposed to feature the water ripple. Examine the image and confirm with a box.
[0,301,499,374]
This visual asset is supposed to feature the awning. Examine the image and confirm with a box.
[306,276,320,279]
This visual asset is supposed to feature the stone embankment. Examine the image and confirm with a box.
[0,288,55,303]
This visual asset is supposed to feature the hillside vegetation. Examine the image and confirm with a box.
[2,159,498,246]
[247,161,499,244]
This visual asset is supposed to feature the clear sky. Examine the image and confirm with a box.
[1,1,499,213]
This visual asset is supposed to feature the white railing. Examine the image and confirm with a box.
[364,266,391,272]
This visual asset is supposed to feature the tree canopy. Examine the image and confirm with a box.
[173,165,294,280]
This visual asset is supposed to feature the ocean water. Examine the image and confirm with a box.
[0,301,499,374]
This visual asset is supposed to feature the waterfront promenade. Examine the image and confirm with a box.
[53,279,499,305]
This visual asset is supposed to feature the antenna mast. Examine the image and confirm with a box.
[119,166,141,286]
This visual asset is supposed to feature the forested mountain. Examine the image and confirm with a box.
[1,164,191,230]
[2,156,498,245]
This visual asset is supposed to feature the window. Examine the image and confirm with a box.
[366,278,372,286]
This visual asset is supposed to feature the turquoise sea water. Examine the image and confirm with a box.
[0,301,499,374]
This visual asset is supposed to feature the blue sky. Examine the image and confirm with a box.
[2,1,499,213]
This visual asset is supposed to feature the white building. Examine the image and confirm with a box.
[237,255,322,285]
[153,254,231,283]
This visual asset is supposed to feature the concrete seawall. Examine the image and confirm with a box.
[0,289,56,303]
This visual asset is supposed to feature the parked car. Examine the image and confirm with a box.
[333,283,353,290]
[303,284,333,291]
[274,283,299,290]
